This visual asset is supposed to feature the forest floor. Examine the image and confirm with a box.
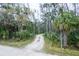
[0,34,55,56]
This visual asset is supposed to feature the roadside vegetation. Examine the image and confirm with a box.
[40,3,79,56]
[0,3,37,47]
[44,36,79,56]
[0,37,34,48]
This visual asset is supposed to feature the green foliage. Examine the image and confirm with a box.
[16,30,33,39]
[68,30,79,48]
[0,3,79,50]
[53,11,77,32]
[53,10,79,48]
[0,3,35,41]
[44,32,59,46]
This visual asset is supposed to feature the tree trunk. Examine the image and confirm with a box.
[60,31,63,48]
[73,3,77,16]
[60,31,68,48]
[63,32,67,48]
[65,3,69,12]
[45,20,48,33]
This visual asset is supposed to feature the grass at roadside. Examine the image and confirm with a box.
[43,38,79,56]
[0,37,34,48]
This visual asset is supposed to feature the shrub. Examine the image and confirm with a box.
[15,30,33,40]
[68,30,79,48]
[0,30,9,40]
[44,32,59,46]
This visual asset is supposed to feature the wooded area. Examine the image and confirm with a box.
[0,3,79,55]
